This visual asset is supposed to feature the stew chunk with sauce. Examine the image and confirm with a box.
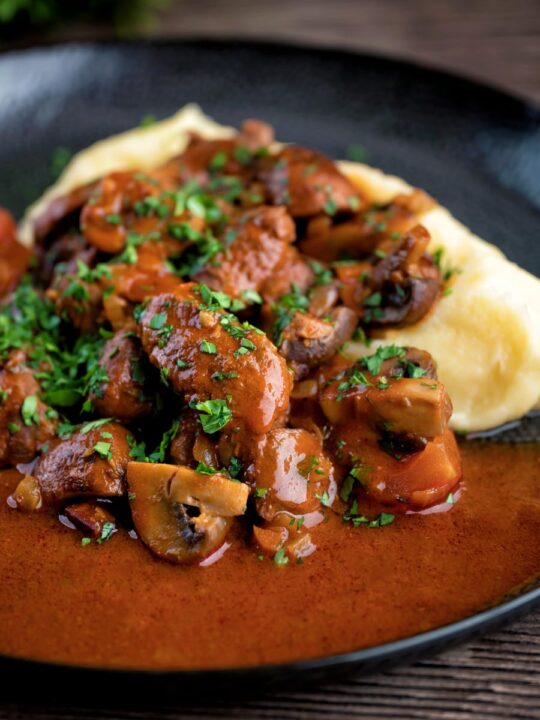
[0,117,462,566]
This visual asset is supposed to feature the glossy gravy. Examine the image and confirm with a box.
[0,442,539,670]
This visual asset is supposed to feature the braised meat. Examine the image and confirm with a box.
[1,117,461,565]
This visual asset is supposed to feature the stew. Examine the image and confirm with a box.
[0,118,538,670]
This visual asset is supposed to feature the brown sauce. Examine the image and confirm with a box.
[0,442,539,670]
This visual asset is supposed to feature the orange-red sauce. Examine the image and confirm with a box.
[0,442,539,670]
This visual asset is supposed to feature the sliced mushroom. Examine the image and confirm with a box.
[127,462,249,563]
[12,474,42,512]
[364,379,452,439]
[279,306,357,377]
[319,346,452,446]
[338,225,442,327]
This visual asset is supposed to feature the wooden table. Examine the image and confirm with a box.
[1,2,540,718]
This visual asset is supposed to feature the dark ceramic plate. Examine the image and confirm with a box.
[0,40,539,697]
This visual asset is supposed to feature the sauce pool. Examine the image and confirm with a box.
[0,442,539,670]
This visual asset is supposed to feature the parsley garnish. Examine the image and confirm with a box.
[21,395,39,426]
[97,522,116,544]
[193,398,232,434]
[81,418,112,435]
[200,340,217,354]
[274,547,289,566]
[93,441,112,460]
[359,346,406,375]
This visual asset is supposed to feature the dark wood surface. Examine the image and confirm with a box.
[2,2,540,718]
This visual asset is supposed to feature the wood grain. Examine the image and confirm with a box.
[150,0,540,103]
[1,1,540,718]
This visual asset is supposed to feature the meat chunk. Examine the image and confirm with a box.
[88,331,152,422]
[36,232,97,288]
[194,206,295,298]
[260,246,315,303]
[33,183,97,245]
[30,422,131,506]
[127,462,249,563]
[247,427,335,523]
[80,171,167,255]
[169,409,219,469]
[106,244,182,304]
[0,351,57,467]
[300,190,434,262]
[0,209,30,299]
[172,119,273,187]
[137,284,292,434]
[64,501,116,539]
[47,271,103,333]
[257,146,361,218]
[334,423,462,509]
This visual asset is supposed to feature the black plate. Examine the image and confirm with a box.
[0,40,539,697]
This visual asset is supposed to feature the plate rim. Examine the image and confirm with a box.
[0,36,539,113]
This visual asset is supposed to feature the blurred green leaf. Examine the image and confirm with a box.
[0,0,171,34]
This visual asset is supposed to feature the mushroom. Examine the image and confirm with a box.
[64,502,116,539]
[364,379,452,439]
[280,306,357,377]
[127,462,249,563]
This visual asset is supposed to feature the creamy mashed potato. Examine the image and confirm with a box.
[19,105,540,432]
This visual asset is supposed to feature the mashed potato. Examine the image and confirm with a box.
[19,105,540,432]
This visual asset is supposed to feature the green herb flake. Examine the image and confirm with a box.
[200,340,217,354]
[81,418,112,435]
[21,394,39,426]
[193,398,232,434]
[346,144,367,162]
[348,195,360,211]
[274,547,289,566]
[211,371,238,381]
[315,491,332,508]
[196,462,218,475]
[149,312,167,330]
[97,522,116,544]
[93,441,112,460]
[140,114,157,128]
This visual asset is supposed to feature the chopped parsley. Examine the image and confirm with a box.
[81,418,112,435]
[274,547,289,566]
[97,522,116,544]
[193,398,232,434]
[149,312,167,330]
[200,340,217,354]
[21,395,39,426]
[359,345,406,375]
[211,371,238,381]
[315,491,332,508]
[196,462,218,475]
[346,144,367,162]
[93,441,112,460]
